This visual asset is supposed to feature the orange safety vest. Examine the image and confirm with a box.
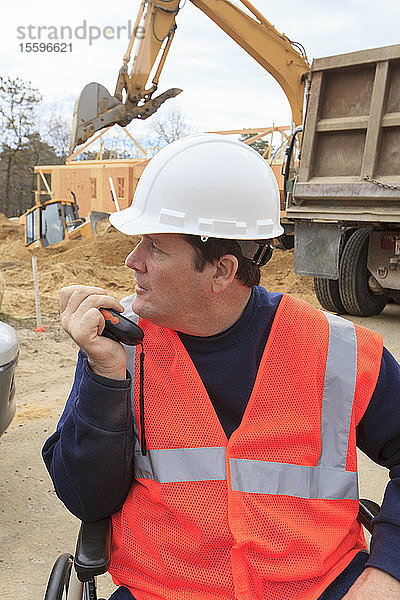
[109,293,383,600]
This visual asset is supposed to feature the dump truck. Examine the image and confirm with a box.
[284,44,400,316]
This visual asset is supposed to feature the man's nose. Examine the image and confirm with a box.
[125,245,146,271]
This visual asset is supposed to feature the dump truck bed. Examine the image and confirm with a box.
[287,44,400,223]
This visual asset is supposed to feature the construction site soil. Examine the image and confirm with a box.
[0,213,316,319]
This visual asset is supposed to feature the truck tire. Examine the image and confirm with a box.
[314,277,345,314]
[339,229,388,316]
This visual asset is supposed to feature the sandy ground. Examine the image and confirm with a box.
[0,215,397,599]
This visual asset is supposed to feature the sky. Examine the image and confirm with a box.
[2,0,400,143]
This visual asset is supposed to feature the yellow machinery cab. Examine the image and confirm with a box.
[24,197,93,248]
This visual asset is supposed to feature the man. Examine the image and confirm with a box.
[43,134,400,600]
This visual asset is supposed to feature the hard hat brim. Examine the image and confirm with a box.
[109,207,284,240]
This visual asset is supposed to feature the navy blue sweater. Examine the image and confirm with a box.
[42,287,400,582]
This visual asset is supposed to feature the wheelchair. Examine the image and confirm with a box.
[43,499,380,600]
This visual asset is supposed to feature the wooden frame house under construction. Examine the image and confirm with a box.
[34,157,150,219]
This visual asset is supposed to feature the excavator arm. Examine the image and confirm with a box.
[70,0,183,152]
[70,0,310,153]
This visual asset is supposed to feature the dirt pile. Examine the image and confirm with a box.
[0,215,316,318]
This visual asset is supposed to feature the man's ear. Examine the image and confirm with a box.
[212,254,239,292]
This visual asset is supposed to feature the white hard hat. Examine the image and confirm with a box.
[110,133,284,239]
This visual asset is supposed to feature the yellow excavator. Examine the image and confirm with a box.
[69,0,310,153]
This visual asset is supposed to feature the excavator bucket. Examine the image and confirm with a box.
[69,83,127,154]
[69,82,183,155]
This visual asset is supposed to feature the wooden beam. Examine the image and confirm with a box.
[207,126,289,135]
[38,169,53,197]
[118,126,147,157]
[66,126,113,162]
[243,128,279,144]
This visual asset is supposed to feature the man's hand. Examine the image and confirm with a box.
[60,285,127,380]
[343,566,400,599]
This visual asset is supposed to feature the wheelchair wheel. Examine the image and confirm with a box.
[44,553,73,600]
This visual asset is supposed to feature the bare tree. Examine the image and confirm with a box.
[42,112,71,160]
[0,76,41,215]
[0,133,62,217]
[147,105,195,145]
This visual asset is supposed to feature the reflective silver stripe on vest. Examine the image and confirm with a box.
[318,312,357,470]
[229,459,358,499]
[229,312,358,499]
[131,308,359,500]
[134,447,227,482]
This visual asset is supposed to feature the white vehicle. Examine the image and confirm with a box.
[0,321,18,436]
